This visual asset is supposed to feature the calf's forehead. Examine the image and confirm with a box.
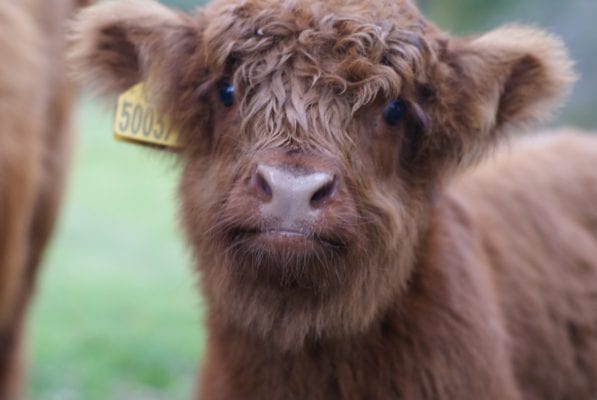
[192,0,432,151]
[201,0,428,72]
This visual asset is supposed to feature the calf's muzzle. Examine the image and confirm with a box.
[248,151,339,232]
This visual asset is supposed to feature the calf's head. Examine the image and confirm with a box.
[70,0,574,349]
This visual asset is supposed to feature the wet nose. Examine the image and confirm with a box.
[252,164,337,224]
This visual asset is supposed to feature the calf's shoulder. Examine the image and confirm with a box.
[439,129,597,398]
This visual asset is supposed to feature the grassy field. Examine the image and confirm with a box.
[27,99,204,400]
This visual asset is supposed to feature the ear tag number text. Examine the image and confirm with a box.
[113,83,180,148]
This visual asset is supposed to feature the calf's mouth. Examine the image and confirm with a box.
[227,225,349,255]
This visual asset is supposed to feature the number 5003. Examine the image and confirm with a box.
[118,100,172,140]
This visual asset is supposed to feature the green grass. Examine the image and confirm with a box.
[27,99,204,400]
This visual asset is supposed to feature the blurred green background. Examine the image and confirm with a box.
[27,1,596,399]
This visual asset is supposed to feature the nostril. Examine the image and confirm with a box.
[252,167,273,200]
[310,176,338,207]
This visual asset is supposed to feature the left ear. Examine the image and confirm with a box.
[425,26,576,169]
[467,26,575,130]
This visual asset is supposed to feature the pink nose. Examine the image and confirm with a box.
[252,164,337,227]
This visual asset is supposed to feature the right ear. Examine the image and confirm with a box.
[69,0,200,99]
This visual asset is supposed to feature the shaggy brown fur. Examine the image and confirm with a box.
[70,0,596,399]
[0,0,86,398]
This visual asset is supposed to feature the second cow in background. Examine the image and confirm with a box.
[0,1,90,398]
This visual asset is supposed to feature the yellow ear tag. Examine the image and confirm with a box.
[113,83,180,148]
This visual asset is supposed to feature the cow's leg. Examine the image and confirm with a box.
[0,97,41,400]
[19,86,75,314]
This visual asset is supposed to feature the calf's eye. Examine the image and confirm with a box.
[218,80,235,107]
[383,99,406,126]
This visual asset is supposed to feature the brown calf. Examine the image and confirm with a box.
[70,0,597,399]
[0,1,87,398]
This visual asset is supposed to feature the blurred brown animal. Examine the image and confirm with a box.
[70,0,597,399]
[0,0,88,398]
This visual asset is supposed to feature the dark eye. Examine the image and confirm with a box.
[383,99,406,126]
[218,80,235,107]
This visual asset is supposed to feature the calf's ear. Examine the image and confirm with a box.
[69,0,199,99]
[467,26,574,129]
[428,26,575,168]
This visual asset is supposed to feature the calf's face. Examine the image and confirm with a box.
[71,0,573,348]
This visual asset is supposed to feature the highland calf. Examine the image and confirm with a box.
[70,0,597,399]
[0,1,85,398]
